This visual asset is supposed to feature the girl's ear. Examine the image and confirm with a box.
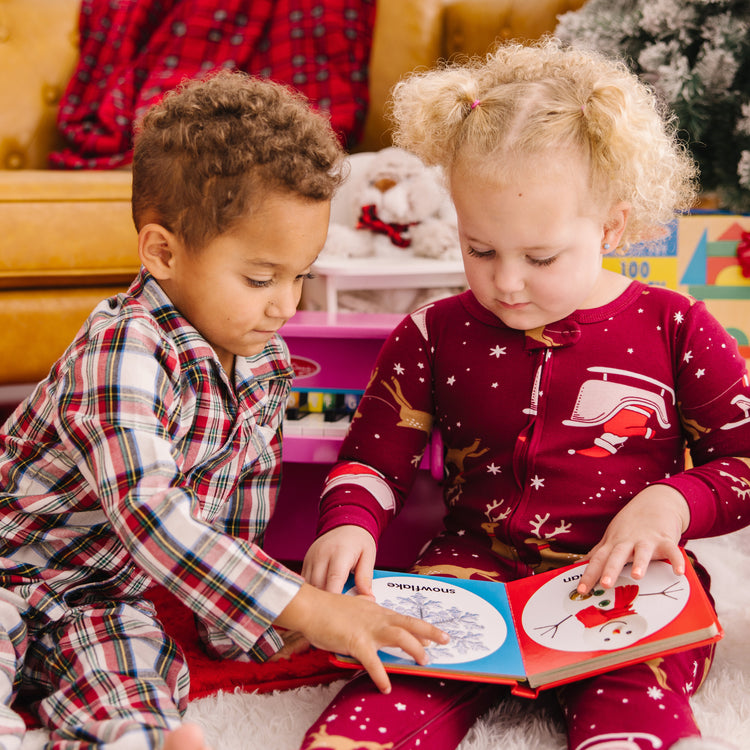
[138,223,179,280]
[602,202,631,253]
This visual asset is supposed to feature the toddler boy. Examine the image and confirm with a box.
[0,71,446,750]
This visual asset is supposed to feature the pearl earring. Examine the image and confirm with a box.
[603,242,611,250]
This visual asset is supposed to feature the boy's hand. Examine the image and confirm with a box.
[302,525,377,596]
[274,582,449,694]
[578,484,690,594]
[269,628,311,660]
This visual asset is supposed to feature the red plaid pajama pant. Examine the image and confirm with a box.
[0,588,189,749]
[301,533,716,750]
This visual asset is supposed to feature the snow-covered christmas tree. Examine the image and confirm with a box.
[555,0,750,213]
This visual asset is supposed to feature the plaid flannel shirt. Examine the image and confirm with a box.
[0,270,302,660]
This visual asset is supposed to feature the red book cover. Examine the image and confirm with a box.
[506,549,722,692]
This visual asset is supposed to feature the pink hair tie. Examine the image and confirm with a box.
[470,99,481,110]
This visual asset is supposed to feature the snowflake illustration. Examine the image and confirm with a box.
[647,686,664,700]
[381,593,489,659]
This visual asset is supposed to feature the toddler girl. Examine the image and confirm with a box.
[301,39,750,750]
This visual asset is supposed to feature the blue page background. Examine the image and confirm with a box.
[344,570,526,680]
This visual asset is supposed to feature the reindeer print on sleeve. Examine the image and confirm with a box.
[381,377,433,433]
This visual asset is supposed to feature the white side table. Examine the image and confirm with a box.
[302,257,467,313]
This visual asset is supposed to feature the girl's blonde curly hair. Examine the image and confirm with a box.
[390,37,698,248]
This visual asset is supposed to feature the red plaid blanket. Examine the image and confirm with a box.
[50,0,376,169]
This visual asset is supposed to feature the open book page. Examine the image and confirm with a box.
[340,571,526,683]
[334,551,722,693]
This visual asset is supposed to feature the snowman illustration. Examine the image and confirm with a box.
[522,562,689,652]
[564,582,648,650]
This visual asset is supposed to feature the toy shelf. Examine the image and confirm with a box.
[281,310,442,477]
[283,418,441,473]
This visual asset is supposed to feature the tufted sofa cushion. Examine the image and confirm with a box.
[0,170,135,383]
[0,1,79,170]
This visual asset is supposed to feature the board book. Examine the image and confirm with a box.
[332,549,723,697]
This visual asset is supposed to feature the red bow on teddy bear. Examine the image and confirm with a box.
[356,204,416,248]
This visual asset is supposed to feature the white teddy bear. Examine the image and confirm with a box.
[307,147,465,313]
[321,146,462,261]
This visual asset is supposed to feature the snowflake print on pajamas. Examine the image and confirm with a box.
[647,686,664,700]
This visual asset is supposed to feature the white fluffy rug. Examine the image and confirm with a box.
[21,528,750,750]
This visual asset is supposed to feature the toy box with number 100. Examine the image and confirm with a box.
[603,213,750,364]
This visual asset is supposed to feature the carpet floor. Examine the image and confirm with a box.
[20,526,750,749]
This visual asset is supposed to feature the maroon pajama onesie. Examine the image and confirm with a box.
[303,284,750,750]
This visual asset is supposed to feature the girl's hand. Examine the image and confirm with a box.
[577,484,690,594]
[274,582,449,693]
[302,525,377,596]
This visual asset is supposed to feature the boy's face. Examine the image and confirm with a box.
[155,192,330,373]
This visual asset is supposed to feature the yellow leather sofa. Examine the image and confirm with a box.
[0,0,585,389]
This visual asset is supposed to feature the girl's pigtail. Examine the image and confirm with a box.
[391,64,483,170]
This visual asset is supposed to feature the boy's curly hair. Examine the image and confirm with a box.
[391,37,699,248]
[132,70,344,251]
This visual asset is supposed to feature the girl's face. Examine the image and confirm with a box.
[450,153,628,331]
